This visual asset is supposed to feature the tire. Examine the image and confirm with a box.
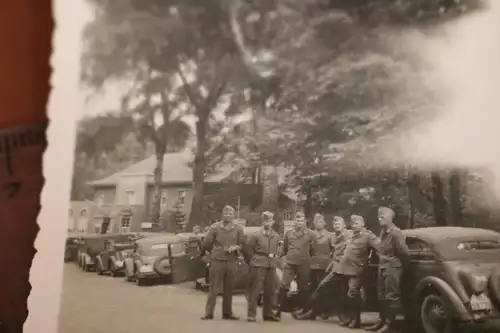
[489,267,500,308]
[420,294,456,333]
[153,255,171,276]
[337,312,352,326]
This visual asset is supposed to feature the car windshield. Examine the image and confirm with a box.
[437,237,500,261]
[138,242,185,257]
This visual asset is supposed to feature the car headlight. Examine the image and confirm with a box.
[139,265,153,273]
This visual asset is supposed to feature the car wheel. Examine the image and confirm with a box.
[337,312,352,326]
[420,294,456,333]
[135,277,145,286]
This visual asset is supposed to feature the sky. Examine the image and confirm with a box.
[52,0,120,121]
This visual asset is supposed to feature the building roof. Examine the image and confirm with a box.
[89,152,236,186]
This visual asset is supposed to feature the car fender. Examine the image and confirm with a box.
[416,276,471,321]
[488,267,500,308]
[82,253,92,265]
[110,256,117,268]
[134,259,143,269]
[96,255,104,270]
[124,258,134,277]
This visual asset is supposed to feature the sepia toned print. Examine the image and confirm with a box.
[50,1,500,333]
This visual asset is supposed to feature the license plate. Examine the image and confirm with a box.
[470,293,492,311]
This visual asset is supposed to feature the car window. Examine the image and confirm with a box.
[140,242,185,256]
[457,240,500,251]
[406,238,431,252]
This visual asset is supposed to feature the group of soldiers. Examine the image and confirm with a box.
[200,205,410,333]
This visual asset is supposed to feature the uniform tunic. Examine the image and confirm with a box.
[335,229,380,298]
[376,226,410,305]
[310,229,333,292]
[281,228,316,291]
[246,228,281,318]
[203,221,245,316]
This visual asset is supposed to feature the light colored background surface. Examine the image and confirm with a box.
[27,1,500,332]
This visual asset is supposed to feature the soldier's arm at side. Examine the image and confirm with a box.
[202,227,216,252]
[243,233,257,263]
[393,230,411,265]
[282,232,289,256]
[368,231,382,254]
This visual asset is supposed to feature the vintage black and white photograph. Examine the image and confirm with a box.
[52,0,500,333]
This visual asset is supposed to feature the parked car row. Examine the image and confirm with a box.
[65,231,208,286]
[64,226,500,333]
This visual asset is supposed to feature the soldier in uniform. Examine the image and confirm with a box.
[335,215,380,328]
[245,211,281,322]
[365,207,410,333]
[310,213,333,292]
[275,211,316,318]
[294,216,352,320]
[201,205,245,321]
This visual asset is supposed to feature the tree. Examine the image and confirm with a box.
[81,1,193,226]
[72,114,156,200]
[82,0,253,230]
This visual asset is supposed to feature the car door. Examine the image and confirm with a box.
[402,237,442,316]
[170,241,201,284]
[100,242,111,271]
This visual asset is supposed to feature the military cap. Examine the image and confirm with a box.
[222,205,235,214]
[261,211,274,221]
[295,211,305,219]
[378,206,395,219]
[313,213,325,221]
[350,215,365,223]
[333,216,345,224]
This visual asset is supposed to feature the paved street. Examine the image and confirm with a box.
[58,264,377,333]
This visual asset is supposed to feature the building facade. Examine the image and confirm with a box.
[79,152,300,234]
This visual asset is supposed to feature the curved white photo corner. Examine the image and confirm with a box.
[24,0,500,332]
[25,0,83,332]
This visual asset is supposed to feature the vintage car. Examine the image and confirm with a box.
[95,239,136,277]
[123,233,204,286]
[359,226,500,333]
[64,233,83,263]
[77,233,136,272]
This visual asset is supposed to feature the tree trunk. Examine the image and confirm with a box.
[147,147,165,229]
[304,181,313,226]
[431,172,447,226]
[449,169,463,226]
[187,114,209,230]
[407,171,420,229]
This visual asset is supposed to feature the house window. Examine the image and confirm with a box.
[283,210,294,221]
[126,190,136,205]
[96,192,105,205]
[160,190,168,206]
[80,209,87,217]
[121,216,131,229]
[177,190,186,207]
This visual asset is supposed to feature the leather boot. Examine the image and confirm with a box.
[348,297,361,329]
[365,300,387,331]
[294,309,317,320]
[376,304,397,333]
[274,288,288,319]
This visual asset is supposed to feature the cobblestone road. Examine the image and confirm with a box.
[57,264,379,333]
